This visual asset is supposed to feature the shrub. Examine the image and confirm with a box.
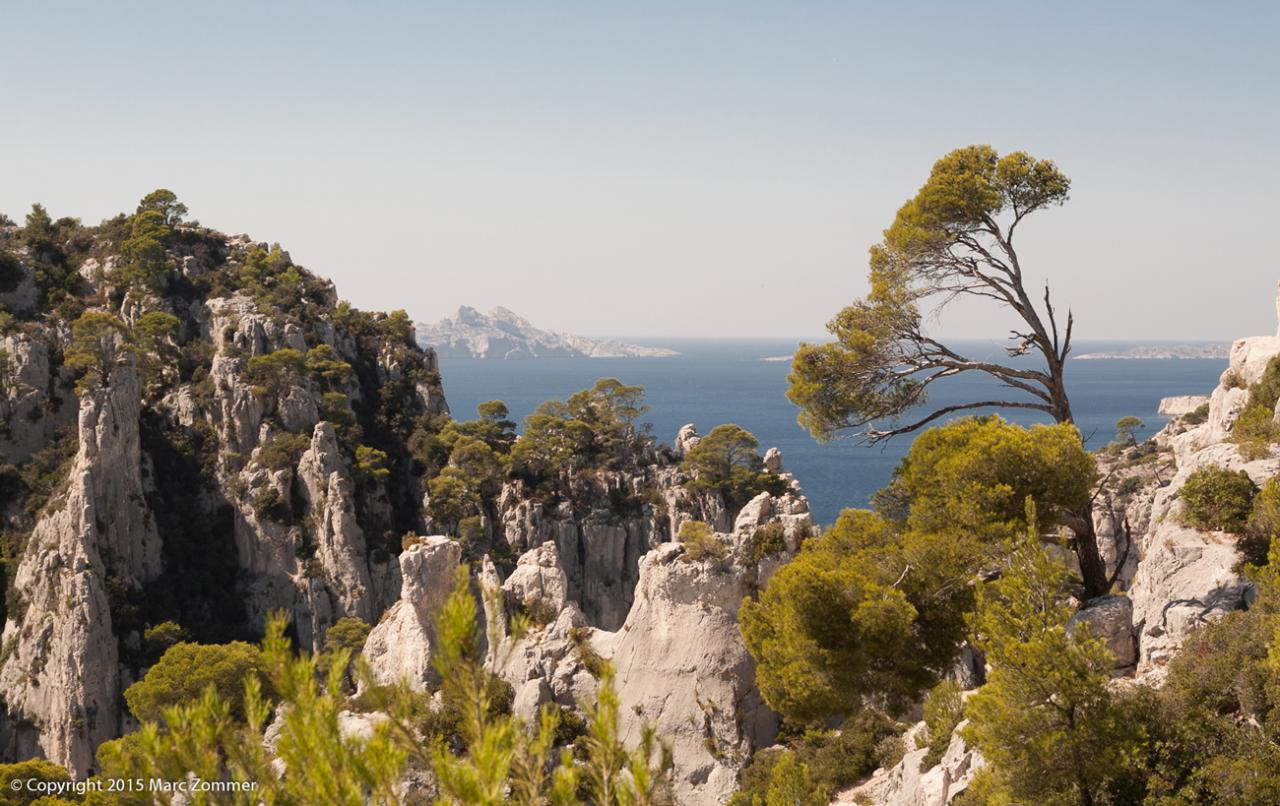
[354,445,390,482]
[917,678,965,769]
[1232,404,1278,460]
[679,520,726,562]
[256,431,310,471]
[142,621,189,664]
[251,488,293,524]
[682,424,785,508]
[748,521,787,564]
[1179,466,1258,533]
[124,641,268,723]
[569,626,608,678]
[1183,402,1210,425]
[0,758,72,803]
[1249,356,1280,412]
[874,733,907,770]
[1223,370,1247,390]
[1244,478,1280,567]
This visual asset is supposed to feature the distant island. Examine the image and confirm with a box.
[416,306,679,359]
[1073,344,1230,360]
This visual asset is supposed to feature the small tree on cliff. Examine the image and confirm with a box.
[787,145,1112,596]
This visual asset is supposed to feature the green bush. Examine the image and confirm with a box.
[1183,402,1210,425]
[1179,466,1258,533]
[682,424,786,508]
[256,431,311,471]
[678,520,726,563]
[0,758,72,805]
[1232,404,1278,460]
[124,641,268,723]
[748,522,787,564]
[1249,356,1280,412]
[1244,478,1280,567]
[917,678,965,769]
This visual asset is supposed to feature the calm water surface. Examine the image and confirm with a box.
[439,340,1225,526]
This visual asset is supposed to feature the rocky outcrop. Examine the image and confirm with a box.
[1158,395,1210,416]
[0,330,74,466]
[361,536,462,691]
[0,370,160,776]
[1068,595,1137,671]
[417,305,678,359]
[840,721,984,806]
[296,423,377,621]
[593,539,779,806]
[1126,332,1280,676]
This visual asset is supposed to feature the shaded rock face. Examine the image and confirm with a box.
[0,371,161,777]
[494,459,737,631]
[0,231,449,772]
[0,331,75,466]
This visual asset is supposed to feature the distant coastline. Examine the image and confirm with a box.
[1074,344,1230,360]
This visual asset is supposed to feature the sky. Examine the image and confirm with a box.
[2,2,1277,341]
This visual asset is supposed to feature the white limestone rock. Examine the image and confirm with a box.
[1068,595,1136,671]
[0,371,161,777]
[362,536,462,691]
[594,541,779,806]
[840,720,984,806]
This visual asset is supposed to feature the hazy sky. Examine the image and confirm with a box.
[2,2,1277,340]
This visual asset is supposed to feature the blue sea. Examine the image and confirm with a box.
[439,340,1225,527]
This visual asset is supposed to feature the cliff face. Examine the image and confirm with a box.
[0,221,449,776]
[0,211,797,801]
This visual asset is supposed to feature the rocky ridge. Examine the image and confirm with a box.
[416,305,679,359]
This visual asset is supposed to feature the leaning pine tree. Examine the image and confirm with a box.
[788,144,1113,597]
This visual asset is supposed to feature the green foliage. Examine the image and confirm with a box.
[787,145,1073,441]
[1115,415,1144,446]
[142,621,189,664]
[1183,401,1211,425]
[1250,356,1280,412]
[255,431,310,471]
[64,310,130,393]
[317,616,371,688]
[740,509,972,723]
[510,379,651,487]
[884,416,1095,542]
[305,344,353,389]
[961,512,1139,806]
[0,758,72,805]
[243,348,305,400]
[916,678,965,769]
[136,189,188,228]
[354,444,390,482]
[678,520,726,563]
[731,712,895,806]
[682,424,785,508]
[1231,403,1278,460]
[1245,478,1280,567]
[1179,465,1258,533]
[116,208,172,291]
[102,613,405,806]
[123,641,268,724]
[748,522,787,564]
[132,310,180,391]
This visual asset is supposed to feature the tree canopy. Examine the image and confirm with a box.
[788,145,1075,443]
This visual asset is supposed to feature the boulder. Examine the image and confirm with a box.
[1068,595,1136,670]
